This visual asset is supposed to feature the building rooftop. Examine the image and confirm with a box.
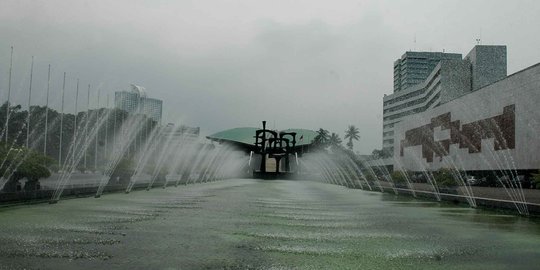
[130,84,147,98]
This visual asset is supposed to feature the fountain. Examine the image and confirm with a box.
[1,108,540,269]
[0,99,537,217]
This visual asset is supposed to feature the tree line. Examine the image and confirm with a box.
[312,125,360,152]
[0,102,158,170]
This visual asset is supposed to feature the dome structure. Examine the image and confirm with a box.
[206,127,317,150]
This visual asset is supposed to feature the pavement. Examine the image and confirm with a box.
[376,181,540,205]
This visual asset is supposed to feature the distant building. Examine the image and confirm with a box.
[161,123,200,140]
[158,124,200,157]
[140,97,163,124]
[393,51,462,93]
[395,61,540,173]
[114,84,163,123]
[382,46,507,154]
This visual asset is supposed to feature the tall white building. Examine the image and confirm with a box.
[382,45,507,155]
[393,51,462,92]
[395,61,540,173]
[115,84,163,123]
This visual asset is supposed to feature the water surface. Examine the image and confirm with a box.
[0,179,539,269]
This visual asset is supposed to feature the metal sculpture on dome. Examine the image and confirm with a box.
[206,125,317,179]
[253,121,298,179]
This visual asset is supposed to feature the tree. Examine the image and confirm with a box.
[532,173,540,189]
[434,168,458,187]
[371,149,383,159]
[0,102,159,171]
[313,128,330,148]
[390,170,407,184]
[109,156,135,185]
[143,158,170,187]
[328,133,343,149]
[371,148,392,159]
[344,125,360,151]
[0,143,55,192]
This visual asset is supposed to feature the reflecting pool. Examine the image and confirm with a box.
[1,179,539,269]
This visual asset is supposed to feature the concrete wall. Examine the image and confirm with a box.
[394,63,540,171]
[465,45,507,91]
[439,60,472,104]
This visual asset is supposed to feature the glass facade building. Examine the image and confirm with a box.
[394,52,462,92]
[114,84,163,123]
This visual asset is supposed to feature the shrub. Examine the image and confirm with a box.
[391,170,407,184]
[434,168,458,187]
[532,173,540,189]
[364,171,376,182]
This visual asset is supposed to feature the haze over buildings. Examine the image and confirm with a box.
[114,85,163,124]
[383,45,507,154]
[2,0,540,154]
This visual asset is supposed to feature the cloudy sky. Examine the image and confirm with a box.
[1,0,540,153]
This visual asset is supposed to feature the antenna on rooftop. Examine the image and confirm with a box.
[476,28,482,45]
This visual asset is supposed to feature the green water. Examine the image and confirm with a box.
[0,179,539,269]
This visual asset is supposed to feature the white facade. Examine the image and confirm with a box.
[140,97,163,124]
[383,46,507,154]
[394,63,540,172]
[393,51,461,92]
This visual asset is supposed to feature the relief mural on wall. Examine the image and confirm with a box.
[399,105,515,163]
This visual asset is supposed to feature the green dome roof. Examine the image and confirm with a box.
[207,127,317,147]
[207,127,259,146]
[280,129,318,146]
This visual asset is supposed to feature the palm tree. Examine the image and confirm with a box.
[314,128,329,146]
[328,132,342,149]
[344,125,360,151]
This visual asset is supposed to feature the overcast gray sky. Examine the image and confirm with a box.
[1,0,540,154]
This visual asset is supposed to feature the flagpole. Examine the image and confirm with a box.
[44,64,51,156]
[113,95,117,154]
[59,72,66,166]
[73,79,79,165]
[105,93,109,164]
[26,56,34,149]
[84,84,90,169]
[5,46,13,144]
[94,87,100,171]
